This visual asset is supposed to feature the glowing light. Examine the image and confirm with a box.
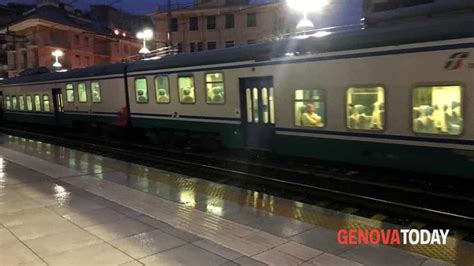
[114,29,120,35]
[313,31,332,37]
[287,0,329,12]
[136,29,154,55]
[52,50,63,68]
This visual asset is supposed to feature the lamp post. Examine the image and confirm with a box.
[287,0,329,31]
[136,29,153,55]
[52,50,63,68]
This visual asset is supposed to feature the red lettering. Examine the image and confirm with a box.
[337,229,348,244]
[390,230,401,245]
[370,230,380,244]
[348,229,357,245]
[381,229,390,245]
[358,229,369,244]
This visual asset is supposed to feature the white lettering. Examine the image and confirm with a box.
[439,229,450,245]
[431,230,441,245]
[409,230,419,244]
[420,229,430,244]
[400,229,410,244]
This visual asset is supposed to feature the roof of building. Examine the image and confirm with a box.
[1,13,473,86]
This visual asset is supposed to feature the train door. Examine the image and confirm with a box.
[239,76,275,149]
[52,88,64,122]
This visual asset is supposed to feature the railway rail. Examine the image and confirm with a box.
[1,122,473,242]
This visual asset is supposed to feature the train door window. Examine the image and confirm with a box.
[11,96,17,110]
[26,95,32,111]
[412,85,462,135]
[269,87,275,124]
[252,88,259,123]
[155,76,170,104]
[205,72,225,104]
[346,86,385,130]
[295,89,325,128]
[5,96,10,110]
[43,95,51,112]
[261,88,269,124]
[66,84,74,102]
[91,82,101,103]
[19,95,25,110]
[34,95,41,112]
[135,78,148,103]
[245,89,252,122]
[78,83,87,103]
[178,75,195,104]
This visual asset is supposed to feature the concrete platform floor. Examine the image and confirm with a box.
[0,134,473,265]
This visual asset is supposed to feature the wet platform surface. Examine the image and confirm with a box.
[0,134,473,265]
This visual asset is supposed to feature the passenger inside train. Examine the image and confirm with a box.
[157,89,170,103]
[302,103,323,127]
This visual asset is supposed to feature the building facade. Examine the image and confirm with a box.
[150,0,296,54]
[0,0,145,78]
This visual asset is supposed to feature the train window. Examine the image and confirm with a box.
[252,88,259,123]
[11,96,17,110]
[262,88,269,124]
[91,82,101,103]
[34,95,41,112]
[26,95,33,111]
[5,96,10,110]
[178,76,195,104]
[346,86,385,130]
[205,72,225,104]
[269,87,275,124]
[43,95,51,112]
[78,83,87,103]
[66,84,74,102]
[245,89,252,122]
[135,78,148,103]
[412,85,462,135]
[19,95,25,110]
[295,90,325,128]
[155,76,170,104]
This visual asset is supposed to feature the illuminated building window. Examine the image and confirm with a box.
[155,76,170,104]
[205,72,225,104]
[412,85,462,135]
[295,89,325,128]
[178,75,195,104]
[135,78,149,103]
[346,86,385,130]
[78,83,87,103]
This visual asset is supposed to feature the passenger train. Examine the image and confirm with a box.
[1,16,473,177]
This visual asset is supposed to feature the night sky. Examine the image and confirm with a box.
[0,0,362,27]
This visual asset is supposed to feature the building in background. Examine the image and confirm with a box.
[149,0,298,54]
[0,0,150,78]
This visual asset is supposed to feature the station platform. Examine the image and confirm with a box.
[0,134,473,265]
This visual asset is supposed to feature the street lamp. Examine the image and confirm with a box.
[287,0,329,30]
[52,50,63,68]
[136,29,153,55]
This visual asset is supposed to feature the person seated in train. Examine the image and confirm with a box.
[413,105,436,133]
[137,90,147,102]
[348,104,368,129]
[432,105,448,133]
[212,87,224,103]
[157,89,169,103]
[182,88,194,103]
[370,101,384,130]
[446,101,462,134]
[302,103,323,127]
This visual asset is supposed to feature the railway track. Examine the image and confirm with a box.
[1,123,474,241]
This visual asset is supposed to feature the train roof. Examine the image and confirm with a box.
[1,14,473,86]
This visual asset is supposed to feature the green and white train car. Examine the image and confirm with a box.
[1,16,473,177]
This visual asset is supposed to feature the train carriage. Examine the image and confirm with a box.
[0,15,473,177]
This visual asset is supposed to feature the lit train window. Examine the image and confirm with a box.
[346,86,385,130]
[66,84,74,102]
[295,90,324,128]
[269,87,275,124]
[11,96,17,110]
[19,95,25,110]
[135,78,148,103]
[412,85,462,135]
[5,96,10,110]
[43,95,51,112]
[178,76,195,104]
[91,82,101,103]
[205,72,225,104]
[78,83,87,103]
[34,95,41,112]
[262,88,269,124]
[246,88,252,122]
[252,88,259,123]
[26,95,33,111]
[155,76,170,104]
